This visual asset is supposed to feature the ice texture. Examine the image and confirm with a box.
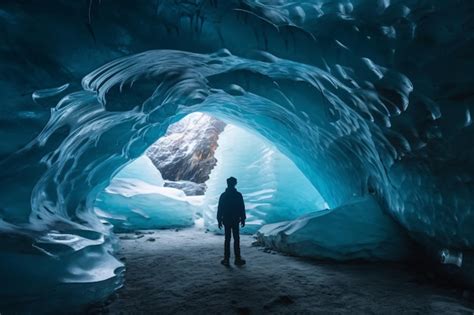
[257,196,413,261]
[1,0,474,310]
[94,156,198,231]
[112,155,164,187]
[204,125,327,233]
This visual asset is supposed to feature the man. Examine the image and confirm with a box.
[217,176,246,266]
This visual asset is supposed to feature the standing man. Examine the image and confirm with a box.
[217,176,246,266]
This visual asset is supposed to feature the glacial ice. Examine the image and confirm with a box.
[257,196,413,261]
[95,155,199,231]
[1,0,474,311]
[204,125,327,233]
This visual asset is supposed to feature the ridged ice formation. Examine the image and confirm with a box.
[0,0,473,311]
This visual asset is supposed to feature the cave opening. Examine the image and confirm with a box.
[1,46,471,312]
[94,112,328,235]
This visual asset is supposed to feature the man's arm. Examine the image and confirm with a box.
[239,193,246,227]
[217,194,224,229]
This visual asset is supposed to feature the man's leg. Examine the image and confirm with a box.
[224,224,231,261]
[232,223,241,259]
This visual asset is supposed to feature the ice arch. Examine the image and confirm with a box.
[93,118,328,234]
[22,48,398,238]
[0,47,472,312]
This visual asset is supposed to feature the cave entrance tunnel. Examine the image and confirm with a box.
[4,50,469,313]
[86,109,419,311]
[89,98,413,261]
[94,111,329,235]
[1,71,401,313]
[0,59,431,313]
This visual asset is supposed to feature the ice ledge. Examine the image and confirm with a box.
[256,196,415,261]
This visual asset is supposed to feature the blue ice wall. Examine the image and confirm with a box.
[203,125,327,233]
[1,0,474,311]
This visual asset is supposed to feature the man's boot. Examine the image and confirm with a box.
[235,257,246,266]
[221,258,230,266]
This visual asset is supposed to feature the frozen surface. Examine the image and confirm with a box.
[204,125,327,233]
[95,229,474,314]
[257,196,413,261]
[0,0,473,310]
[95,156,199,231]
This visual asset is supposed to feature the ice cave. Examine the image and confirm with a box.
[1,0,474,313]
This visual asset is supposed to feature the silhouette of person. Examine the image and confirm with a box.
[217,176,246,266]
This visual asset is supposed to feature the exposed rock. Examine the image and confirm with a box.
[147,113,226,184]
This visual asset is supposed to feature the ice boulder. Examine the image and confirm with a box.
[257,196,414,261]
[95,156,200,231]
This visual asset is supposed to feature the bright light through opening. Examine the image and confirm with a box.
[94,112,328,233]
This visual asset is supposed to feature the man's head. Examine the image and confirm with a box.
[226,176,237,188]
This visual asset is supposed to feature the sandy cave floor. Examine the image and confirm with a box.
[88,228,474,314]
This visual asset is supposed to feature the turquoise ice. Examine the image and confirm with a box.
[95,155,198,231]
[203,124,327,233]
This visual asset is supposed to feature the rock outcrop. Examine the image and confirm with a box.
[146,113,226,189]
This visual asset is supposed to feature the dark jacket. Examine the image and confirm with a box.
[217,187,246,226]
